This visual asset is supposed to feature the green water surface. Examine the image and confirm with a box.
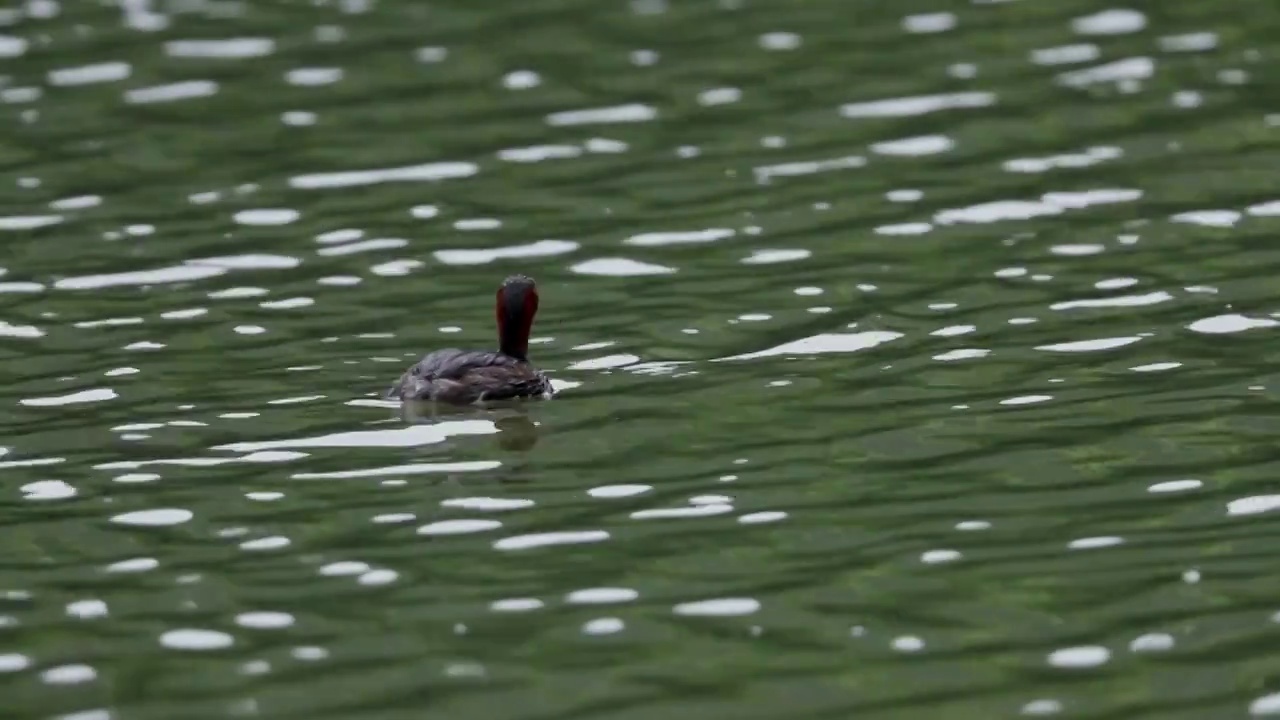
[3,1,1280,718]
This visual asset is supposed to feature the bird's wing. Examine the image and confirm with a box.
[411,349,517,379]
[451,363,551,401]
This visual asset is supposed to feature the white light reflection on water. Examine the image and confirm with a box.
[0,653,31,672]
[214,420,498,453]
[54,264,223,290]
[491,598,544,612]
[1057,58,1153,88]
[624,228,734,247]
[1095,275,1136,286]
[317,238,407,256]
[502,70,541,89]
[892,636,926,652]
[1072,9,1146,35]
[293,462,500,480]
[95,452,306,470]
[902,12,956,33]
[582,618,625,635]
[434,240,579,265]
[1129,633,1175,653]
[876,222,932,235]
[566,588,639,605]
[493,530,609,551]
[1159,32,1218,52]
[1131,362,1180,372]
[935,349,990,361]
[589,484,652,498]
[159,629,234,651]
[753,155,865,183]
[1068,536,1124,550]
[1004,145,1120,173]
[0,35,29,58]
[567,354,640,371]
[1030,43,1100,66]
[1036,337,1143,352]
[673,598,760,616]
[418,519,502,536]
[209,286,268,299]
[0,211,61,228]
[165,38,275,58]
[1187,314,1279,334]
[499,144,581,162]
[738,511,787,524]
[1043,188,1141,209]
[1022,699,1064,716]
[1250,694,1280,716]
[233,209,300,226]
[758,31,801,50]
[1047,645,1111,668]
[921,549,961,564]
[240,536,290,551]
[631,504,734,519]
[742,249,811,264]
[125,81,218,104]
[1227,496,1280,517]
[235,612,295,630]
[715,331,902,361]
[569,258,676,276]
[1050,291,1172,311]
[441,497,534,511]
[936,200,1061,224]
[111,509,193,527]
[67,600,109,620]
[841,91,996,118]
[1172,210,1241,227]
[549,377,583,392]
[286,67,343,86]
[320,561,370,577]
[1246,200,1280,216]
[0,456,64,470]
[19,388,117,406]
[20,480,76,501]
[546,103,657,126]
[289,162,477,189]
[48,62,131,86]
[870,134,954,156]
[41,664,97,685]
[1149,479,1202,493]
[1000,395,1052,406]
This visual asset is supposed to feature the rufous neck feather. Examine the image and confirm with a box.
[496,286,537,359]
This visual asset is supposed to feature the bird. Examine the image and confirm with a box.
[385,274,555,404]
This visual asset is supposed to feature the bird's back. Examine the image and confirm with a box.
[386,348,552,404]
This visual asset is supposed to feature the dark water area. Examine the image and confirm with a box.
[3,0,1280,718]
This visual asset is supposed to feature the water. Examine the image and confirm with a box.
[3,0,1280,717]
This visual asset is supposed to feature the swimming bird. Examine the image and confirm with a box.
[385,274,554,404]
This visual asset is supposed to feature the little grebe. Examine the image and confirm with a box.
[385,274,554,404]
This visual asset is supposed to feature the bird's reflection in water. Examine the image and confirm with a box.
[491,413,539,452]
[398,399,541,459]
